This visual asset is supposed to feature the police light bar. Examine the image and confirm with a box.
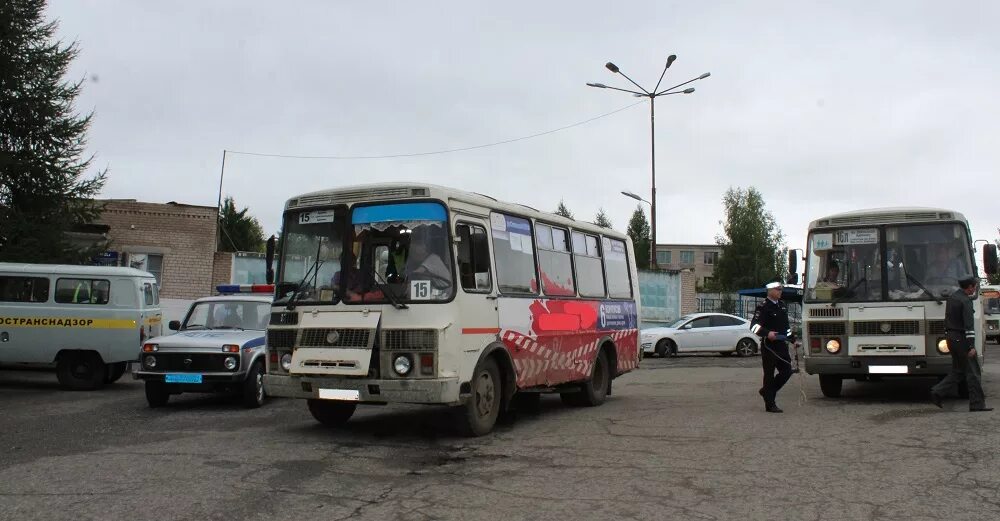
[216,284,274,294]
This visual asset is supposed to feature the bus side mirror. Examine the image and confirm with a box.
[786,273,800,285]
[985,243,999,276]
[168,320,181,331]
[787,249,798,276]
[265,235,276,285]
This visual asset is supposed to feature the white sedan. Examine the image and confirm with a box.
[641,313,760,357]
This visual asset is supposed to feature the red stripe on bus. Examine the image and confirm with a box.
[462,328,500,335]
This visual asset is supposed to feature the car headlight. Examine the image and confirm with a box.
[393,355,412,376]
[937,339,950,354]
[280,353,292,371]
[144,355,156,369]
[825,339,841,354]
[224,356,237,370]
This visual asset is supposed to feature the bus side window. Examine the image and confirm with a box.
[143,283,154,306]
[456,223,492,292]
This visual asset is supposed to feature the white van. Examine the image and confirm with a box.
[0,263,163,390]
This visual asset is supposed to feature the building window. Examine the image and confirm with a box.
[128,253,164,285]
[680,250,695,265]
[703,251,719,265]
[656,250,672,265]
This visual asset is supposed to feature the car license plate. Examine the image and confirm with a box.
[318,388,360,401]
[868,365,908,374]
[165,373,203,384]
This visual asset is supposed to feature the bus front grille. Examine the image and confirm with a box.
[300,328,371,348]
[853,320,920,336]
[381,329,438,350]
[267,329,297,349]
[808,322,846,336]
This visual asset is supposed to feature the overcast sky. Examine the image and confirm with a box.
[48,1,998,257]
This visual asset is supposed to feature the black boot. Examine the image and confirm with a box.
[765,403,783,413]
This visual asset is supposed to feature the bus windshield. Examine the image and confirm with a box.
[806,223,973,303]
[343,202,454,304]
[274,206,347,305]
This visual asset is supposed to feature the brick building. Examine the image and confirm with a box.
[655,243,721,289]
[93,200,218,300]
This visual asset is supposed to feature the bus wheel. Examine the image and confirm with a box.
[819,375,843,398]
[242,361,266,409]
[104,362,128,384]
[307,399,356,427]
[145,381,170,407]
[56,352,107,391]
[562,350,611,407]
[459,357,501,437]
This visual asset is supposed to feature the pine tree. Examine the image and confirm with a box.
[218,196,266,253]
[626,205,651,269]
[712,186,786,291]
[594,208,613,229]
[0,0,107,263]
[554,199,574,219]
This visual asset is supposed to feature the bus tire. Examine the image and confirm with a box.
[459,357,501,437]
[307,399,356,427]
[56,351,107,391]
[562,350,611,407]
[242,361,266,409]
[104,362,128,384]
[145,381,170,407]
[819,375,843,398]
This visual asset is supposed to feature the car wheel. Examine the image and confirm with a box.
[145,381,170,407]
[242,361,266,408]
[655,339,669,358]
[56,352,107,391]
[736,338,757,357]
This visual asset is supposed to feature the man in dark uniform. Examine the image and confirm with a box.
[750,280,796,413]
[930,275,992,412]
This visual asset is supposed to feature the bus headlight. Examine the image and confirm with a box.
[825,339,841,354]
[393,355,412,376]
[280,353,292,371]
[937,339,950,354]
[224,356,238,370]
[143,355,156,369]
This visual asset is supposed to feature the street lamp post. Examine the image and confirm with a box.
[588,56,710,270]
[621,191,654,267]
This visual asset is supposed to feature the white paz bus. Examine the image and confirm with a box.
[264,183,641,435]
[794,208,998,397]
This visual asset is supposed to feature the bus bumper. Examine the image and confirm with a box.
[264,374,463,405]
[805,356,953,376]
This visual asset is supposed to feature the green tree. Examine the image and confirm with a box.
[626,205,651,269]
[218,196,265,252]
[712,186,786,291]
[594,208,613,229]
[554,199,574,219]
[0,0,106,263]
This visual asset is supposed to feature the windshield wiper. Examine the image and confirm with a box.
[213,326,245,331]
[184,324,207,330]
[367,264,407,310]
[830,276,867,306]
[905,272,943,304]
[286,241,325,311]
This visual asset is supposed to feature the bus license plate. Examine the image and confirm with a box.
[868,366,908,374]
[318,389,360,401]
[165,373,203,384]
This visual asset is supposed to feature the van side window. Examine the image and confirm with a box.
[456,223,492,292]
[143,283,155,306]
[55,279,111,305]
[0,276,50,303]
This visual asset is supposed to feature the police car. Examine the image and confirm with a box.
[135,284,272,408]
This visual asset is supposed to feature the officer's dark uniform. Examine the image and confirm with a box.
[931,277,990,411]
[750,290,795,412]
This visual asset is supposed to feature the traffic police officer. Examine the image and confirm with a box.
[750,279,796,413]
[930,275,992,412]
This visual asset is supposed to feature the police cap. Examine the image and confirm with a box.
[958,275,978,288]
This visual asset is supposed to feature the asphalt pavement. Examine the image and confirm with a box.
[2,354,999,521]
